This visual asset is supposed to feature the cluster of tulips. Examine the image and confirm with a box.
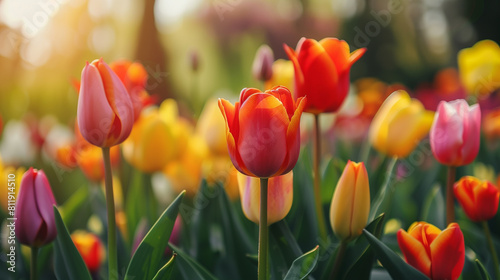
[7,36,500,280]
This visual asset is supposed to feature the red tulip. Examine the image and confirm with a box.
[71,231,105,272]
[77,58,134,147]
[397,222,465,280]
[15,168,57,247]
[218,86,306,178]
[454,176,500,222]
[284,37,366,114]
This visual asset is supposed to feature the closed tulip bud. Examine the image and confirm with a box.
[430,99,480,166]
[15,168,57,247]
[219,86,306,178]
[252,45,274,82]
[237,171,293,225]
[71,231,105,273]
[284,37,366,114]
[453,176,500,222]
[329,161,370,241]
[77,58,134,147]
[397,222,465,280]
[369,90,434,158]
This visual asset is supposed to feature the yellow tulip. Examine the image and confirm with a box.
[458,40,500,96]
[237,171,293,225]
[369,90,434,158]
[330,161,370,241]
[264,59,294,92]
[196,99,228,156]
[203,156,240,201]
[0,157,25,214]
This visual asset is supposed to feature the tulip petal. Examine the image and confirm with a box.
[267,172,293,225]
[430,101,465,165]
[280,96,307,175]
[265,86,295,119]
[237,173,260,223]
[474,181,500,220]
[349,48,367,66]
[460,103,481,165]
[284,42,305,91]
[319,38,350,72]
[349,163,370,239]
[33,170,57,243]
[397,229,432,278]
[430,223,465,280]
[454,177,480,220]
[15,168,43,245]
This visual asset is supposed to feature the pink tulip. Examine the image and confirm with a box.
[77,58,134,147]
[430,99,481,166]
[15,168,57,247]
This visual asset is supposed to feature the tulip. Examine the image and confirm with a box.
[197,99,228,156]
[429,99,481,166]
[77,58,134,147]
[252,44,274,82]
[218,86,306,178]
[329,161,370,241]
[397,222,465,280]
[264,59,294,92]
[0,158,25,214]
[483,108,500,140]
[71,231,106,273]
[453,176,500,222]
[15,168,57,247]
[284,37,366,114]
[369,90,434,158]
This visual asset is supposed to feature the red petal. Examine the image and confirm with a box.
[430,223,465,280]
[397,229,432,278]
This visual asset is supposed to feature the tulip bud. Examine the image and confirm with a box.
[397,222,465,280]
[453,176,500,222]
[77,58,134,147]
[252,45,274,82]
[71,231,105,273]
[430,99,480,166]
[237,171,293,225]
[329,161,370,241]
[15,168,57,247]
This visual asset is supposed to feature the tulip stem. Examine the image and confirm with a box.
[258,178,269,280]
[446,166,456,225]
[102,147,118,280]
[313,114,328,241]
[30,246,38,280]
[330,240,348,280]
[482,221,500,280]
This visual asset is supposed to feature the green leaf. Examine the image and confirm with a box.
[59,185,89,226]
[170,243,218,280]
[362,229,429,280]
[475,259,492,280]
[421,184,445,229]
[53,206,92,280]
[283,245,319,280]
[152,254,177,280]
[124,191,185,280]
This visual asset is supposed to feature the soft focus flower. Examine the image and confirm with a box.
[483,108,500,140]
[264,59,294,91]
[284,37,366,114]
[15,168,57,247]
[197,99,228,156]
[429,99,481,166]
[458,40,500,96]
[453,176,500,222]
[115,210,128,241]
[329,161,370,241]
[369,90,434,158]
[218,86,306,178]
[71,230,105,273]
[0,157,24,214]
[252,44,274,82]
[237,171,293,225]
[0,120,37,166]
[415,68,466,111]
[397,222,465,280]
[77,58,134,147]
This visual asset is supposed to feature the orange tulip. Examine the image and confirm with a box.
[218,86,306,178]
[284,37,366,114]
[454,176,500,222]
[77,58,134,147]
[397,222,465,280]
[71,231,105,272]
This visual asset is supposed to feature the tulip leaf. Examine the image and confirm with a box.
[169,243,218,280]
[59,184,90,228]
[152,254,177,280]
[283,245,319,280]
[362,229,429,280]
[124,191,185,280]
[421,184,445,229]
[474,259,492,280]
[53,206,92,280]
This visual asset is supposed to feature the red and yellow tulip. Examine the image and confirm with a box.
[454,176,500,222]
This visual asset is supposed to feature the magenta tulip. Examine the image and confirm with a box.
[15,168,57,247]
[430,99,481,166]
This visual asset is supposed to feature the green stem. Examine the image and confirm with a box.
[31,246,38,280]
[313,114,328,241]
[369,157,398,221]
[482,221,500,280]
[446,166,456,225]
[258,178,269,280]
[330,241,348,280]
[102,147,118,280]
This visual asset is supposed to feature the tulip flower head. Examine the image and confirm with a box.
[329,161,370,241]
[219,86,306,178]
[430,99,481,166]
[397,222,465,280]
[237,171,293,225]
[454,176,500,222]
[77,58,134,147]
[71,231,105,273]
[252,44,274,82]
[15,168,57,247]
[284,37,366,114]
